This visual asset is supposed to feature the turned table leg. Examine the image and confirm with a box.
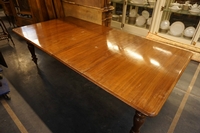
[27,42,37,64]
[130,110,146,133]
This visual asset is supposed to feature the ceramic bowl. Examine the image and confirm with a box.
[129,9,137,17]
[135,16,146,27]
[160,20,170,30]
[184,26,196,37]
[147,17,152,25]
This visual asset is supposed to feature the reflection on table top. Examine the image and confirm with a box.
[13,17,193,116]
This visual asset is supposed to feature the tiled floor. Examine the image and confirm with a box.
[0,11,200,133]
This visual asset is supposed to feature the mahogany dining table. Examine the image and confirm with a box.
[13,17,193,133]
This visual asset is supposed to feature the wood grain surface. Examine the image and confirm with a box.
[13,17,193,117]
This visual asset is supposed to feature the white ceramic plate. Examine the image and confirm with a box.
[147,17,152,25]
[129,9,137,17]
[184,26,196,37]
[142,10,150,19]
[169,21,185,36]
[136,16,146,27]
[160,20,170,30]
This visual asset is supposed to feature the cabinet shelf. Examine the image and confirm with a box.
[112,1,154,9]
[164,8,200,16]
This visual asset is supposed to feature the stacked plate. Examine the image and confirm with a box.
[147,17,152,26]
[129,9,137,17]
[169,21,185,36]
[135,10,150,27]
[142,10,150,19]
[184,26,196,38]
[135,16,146,27]
[160,20,170,30]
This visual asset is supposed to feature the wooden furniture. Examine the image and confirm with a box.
[8,0,113,27]
[64,0,111,8]
[0,0,15,26]
[62,0,113,26]
[12,17,193,133]
[0,18,15,46]
[9,0,47,26]
[9,0,64,26]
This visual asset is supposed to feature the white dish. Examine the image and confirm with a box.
[160,20,170,30]
[169,6,181,12]
[189,9,200,15]
[169,21,185,36]
[129,0,147,4]
[184,26,196,37]
[147,17,152,25]
[129,9,137,17]
[142,10,150,19]
[135,16,146,27]
[170,2,181,6]
[191,3,198,9]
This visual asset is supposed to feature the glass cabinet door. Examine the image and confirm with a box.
[111,0,124,28]
[192,21,200,47]
[154,0,200,46]
[111,0,157,37]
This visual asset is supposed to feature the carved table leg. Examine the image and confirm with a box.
[130,110,146,133]
[27,42,37,64]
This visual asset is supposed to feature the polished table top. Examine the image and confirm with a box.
[13,17,192,117]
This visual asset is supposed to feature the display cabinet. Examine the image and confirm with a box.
[9,0,64,26]
[111,0,157,36]
[150,0,200,49]
[62,0,113,26]
[0,0,15,26]
[111,0,200,51]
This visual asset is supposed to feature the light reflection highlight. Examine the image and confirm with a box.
[124,48,143,60]
[107,40,144,61]
[21,26,40,46]
[107,40,119,52]
[32,39,39,45]
[153,46,172,55]
[150,59,160,66]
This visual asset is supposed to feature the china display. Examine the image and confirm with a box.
[157,0,200,47]
[111,0,156,36]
